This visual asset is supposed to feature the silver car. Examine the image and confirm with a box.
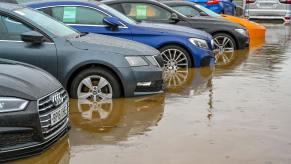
[244,0,291,22]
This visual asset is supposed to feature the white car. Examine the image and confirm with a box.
[244,0,291,23]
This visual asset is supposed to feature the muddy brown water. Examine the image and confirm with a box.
[12,24,291,164]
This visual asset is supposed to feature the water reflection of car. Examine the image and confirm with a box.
[0,2,164,99]
[11,137,70,164]
[0,59,69,162]
[69,94,165,145]
[164,68,213,97]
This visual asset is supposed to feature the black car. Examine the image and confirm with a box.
[0,59,69,162]
[103,0,249,55]
[0,2,164,100]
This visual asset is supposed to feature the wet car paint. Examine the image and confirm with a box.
[11,24,291,164]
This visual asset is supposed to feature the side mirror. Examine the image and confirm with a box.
[21,31,45,44]
[170,13,180,22]
[103,16,123,31]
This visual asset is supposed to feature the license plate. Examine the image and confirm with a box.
[51,103,68,126]
[258,3,276,8]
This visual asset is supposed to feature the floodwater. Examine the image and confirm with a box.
[12,24,291,164]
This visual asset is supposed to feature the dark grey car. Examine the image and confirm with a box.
[0,58,69,162]
[0,3,164,100]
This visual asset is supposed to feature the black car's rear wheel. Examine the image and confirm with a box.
[159,45,192,71]
[70,68,121,100]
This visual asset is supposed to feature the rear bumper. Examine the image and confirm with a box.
[245,9,291,21]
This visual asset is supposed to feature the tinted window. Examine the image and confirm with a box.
[41,6,107,25]
[172,6,200,17]
[118,3,171,21]
[0,16,32,40]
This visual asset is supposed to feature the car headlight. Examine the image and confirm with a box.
[235,29,248,37]
[145,56,159,67]
[125,56,148,67]
[189,38,209,49]
[0,97,29,113]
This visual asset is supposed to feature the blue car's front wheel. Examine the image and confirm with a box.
[159,45,192,70]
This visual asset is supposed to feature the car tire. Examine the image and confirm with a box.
[213,33,237,50]
[70,67,121,100]
[159,45,193,69]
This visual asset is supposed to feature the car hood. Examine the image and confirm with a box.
[67,33,160,56]
[0,61,62,100]
[221,14,266,30]
[136,22,212,40]
[187,16,245,29]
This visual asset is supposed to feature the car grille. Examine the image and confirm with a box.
[37,88,69,139]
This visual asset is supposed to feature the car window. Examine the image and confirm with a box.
[13,8,79,38]
[172,6,200,17]
[0,16,32,41]
[40,6,107,25]
[119,3,172,21]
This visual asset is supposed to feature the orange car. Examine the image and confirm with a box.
[221,14,266,40]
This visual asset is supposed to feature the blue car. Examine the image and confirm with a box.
[187,0,236,15]
[26,1,214,69]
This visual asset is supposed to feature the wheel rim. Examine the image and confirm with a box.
[163,68,188,88]
[77,75,113,101]
[213,36,235,66]
[77,98,113,121]
[161,49,189,71]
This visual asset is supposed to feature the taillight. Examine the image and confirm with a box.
[246,0,256,3]
[206,0,219,5]
[279,0,291,4]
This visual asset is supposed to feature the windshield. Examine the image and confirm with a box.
[99,4,137,25]
[13,8,80,38]
[194,4,222,18]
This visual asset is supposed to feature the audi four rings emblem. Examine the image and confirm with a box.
[50,92,63,107]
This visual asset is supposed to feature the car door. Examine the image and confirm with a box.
[39,6,132,40]
[0,15,58,76]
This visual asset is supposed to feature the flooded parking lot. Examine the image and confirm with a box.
[12,24,291,164]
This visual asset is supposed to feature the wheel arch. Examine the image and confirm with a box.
[157,42,195,67]
[211,31,239,49]
[65,62,125,97]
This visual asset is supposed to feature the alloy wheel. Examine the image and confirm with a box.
[77,75,113,101]
[213,36,235,66]
[161,49,189,71]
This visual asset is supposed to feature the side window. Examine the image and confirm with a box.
[0,16,32,41]
[172,6,200,17]
[120,3,172,21]
[41,6,107,25]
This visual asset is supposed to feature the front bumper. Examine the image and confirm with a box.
[0,89,70,162]
[0,123,69,162]
[118,65,164,97]
[236,33,250,49]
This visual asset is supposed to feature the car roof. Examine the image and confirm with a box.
[161,1,198,6]
[103,0,166,4]
[23,0,101,6]
[0,2,24,11]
